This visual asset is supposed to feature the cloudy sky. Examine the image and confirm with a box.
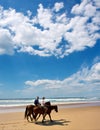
[0,0,100,98]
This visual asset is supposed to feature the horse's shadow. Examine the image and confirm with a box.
[35,119,71,126]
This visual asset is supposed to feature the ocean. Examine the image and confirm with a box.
[0,97,100,113]
[0,97,100,107]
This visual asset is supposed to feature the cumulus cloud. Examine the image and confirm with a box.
[0,0,100,57]
[0,28,14,55]
[25,79,61,89]
[18,61,100,97]
[53,2,64,12]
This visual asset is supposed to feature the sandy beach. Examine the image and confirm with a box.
[0,105,100,130]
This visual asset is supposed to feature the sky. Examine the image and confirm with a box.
[0,0,100,99]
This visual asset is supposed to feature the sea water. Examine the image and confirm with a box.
[0,97,100,113]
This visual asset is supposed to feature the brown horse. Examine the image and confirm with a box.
[24,102,51,122]
[24,105,35,122]
[24,104,58,123]
[34,105,58,123]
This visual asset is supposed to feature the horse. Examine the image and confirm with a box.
[24,102,58,123]
[24,105,35,122]
[34,105,58,123]
[24,102,51,122]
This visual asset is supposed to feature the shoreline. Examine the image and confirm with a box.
[0,101,100,113]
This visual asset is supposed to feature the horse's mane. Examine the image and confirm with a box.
[45,101,51,106]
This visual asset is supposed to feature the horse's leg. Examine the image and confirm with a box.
[42,113,47,123]
[27,116,28,121]
[33,113,39,123]
[30,114,33,122]
[32,113,36,120]
[48,114,53,122]
[36,113,41,121]
[42,114,45,123]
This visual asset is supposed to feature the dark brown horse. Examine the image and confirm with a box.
[24,103,58,123]
[24,105,35,122]
[33,105,58,123]
[24,102,51,122]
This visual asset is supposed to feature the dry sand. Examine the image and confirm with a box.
[0,106,100,130]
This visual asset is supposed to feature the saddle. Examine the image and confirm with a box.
[34,105,46,112]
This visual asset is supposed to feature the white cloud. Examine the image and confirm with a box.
[85,62,100,83]
[0,0,100,57]
[53,2,64,12]
[18,61,100,97]
[93,56,100,64]
[25,79,62,89]
[71,0,97,17]
[0,28,14,55]
[27,10,32,17]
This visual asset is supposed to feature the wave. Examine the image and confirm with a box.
[0,97,100,107]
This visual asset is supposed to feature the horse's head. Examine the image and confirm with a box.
[54,105,58,112]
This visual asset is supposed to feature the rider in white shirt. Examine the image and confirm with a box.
[41,97,48,114]
[41,97,46,106]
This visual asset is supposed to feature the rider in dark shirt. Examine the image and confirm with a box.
[34,96,41,106]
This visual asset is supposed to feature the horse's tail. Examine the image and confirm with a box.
[24,106,28,119]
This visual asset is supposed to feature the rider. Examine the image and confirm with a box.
[41,97,46,106]
[34,96,41,106]
[34,96,48,121]
[41,97,48,113]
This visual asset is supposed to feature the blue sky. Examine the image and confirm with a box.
[0,0,100,98]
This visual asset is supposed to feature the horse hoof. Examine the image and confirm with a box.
[42,121,44,123]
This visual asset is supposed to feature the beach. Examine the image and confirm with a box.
[0,105,100,130]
